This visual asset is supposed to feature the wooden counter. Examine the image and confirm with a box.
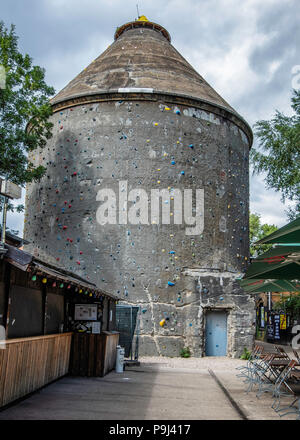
[69,331,119,377]
[0,332,73,408]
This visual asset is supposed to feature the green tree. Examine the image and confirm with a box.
[251,89,300,220]
[0,21,55,188]
[273,294,300,320]
[249,212,278,256]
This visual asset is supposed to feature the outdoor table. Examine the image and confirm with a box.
[270,359,300,367]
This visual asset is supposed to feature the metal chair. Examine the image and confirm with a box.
[242,350,273,394]
[272,360,300,419]
[255,354,284,398]
[236,345,263,380]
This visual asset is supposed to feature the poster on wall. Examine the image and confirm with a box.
[92,321,101,334]
[280,314,287,330]
[74,304,97,321]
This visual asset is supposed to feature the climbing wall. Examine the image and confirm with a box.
[24,98,255,357]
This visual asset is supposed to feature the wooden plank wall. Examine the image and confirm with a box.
[0,332,72,408]
[69,332,119,377]
[102,332,119,376]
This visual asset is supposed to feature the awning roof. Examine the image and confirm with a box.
[240,278,300,293]
[241,246,300,280]
[3,244,118,300]
[254,217,300,245]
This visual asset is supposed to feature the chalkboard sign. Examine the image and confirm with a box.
[274,314,280,340]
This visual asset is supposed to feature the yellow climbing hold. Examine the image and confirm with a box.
[159,318,166,327]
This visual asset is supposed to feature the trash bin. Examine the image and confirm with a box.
[115,345,125,373]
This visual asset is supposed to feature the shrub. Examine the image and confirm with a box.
[180,347,191,358]
[240,347,251,360]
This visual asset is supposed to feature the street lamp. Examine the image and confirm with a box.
[0,179,22,250]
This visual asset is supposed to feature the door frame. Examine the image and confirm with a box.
[203,307,232,356]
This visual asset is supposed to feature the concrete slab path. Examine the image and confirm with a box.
[0,348,298,420]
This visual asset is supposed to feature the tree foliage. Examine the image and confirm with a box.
[273,294,300,320]
[0,21,55,186]
[251,89,300,220]
[249,212,278,256]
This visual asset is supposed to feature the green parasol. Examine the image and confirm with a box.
[254,217,300,245]
[240,245,300,280]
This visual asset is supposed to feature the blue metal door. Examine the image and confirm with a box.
[205,311,227,356]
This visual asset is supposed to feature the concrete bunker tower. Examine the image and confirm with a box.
[24,17,255,357]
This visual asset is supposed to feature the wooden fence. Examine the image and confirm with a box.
[0,332,72,408]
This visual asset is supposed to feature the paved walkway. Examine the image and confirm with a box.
[0,343,299,420]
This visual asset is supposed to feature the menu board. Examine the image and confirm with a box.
[274,314,281,340]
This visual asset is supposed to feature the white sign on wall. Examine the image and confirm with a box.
[74,304,97,321]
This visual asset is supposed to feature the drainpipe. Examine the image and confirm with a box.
[267,292,272,312]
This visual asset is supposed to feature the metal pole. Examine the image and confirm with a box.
[0,195,8,247]
[130,307,133,361]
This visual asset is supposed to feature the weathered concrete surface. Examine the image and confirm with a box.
[0,365,242,420]
[24,21,255,358]
[0,354,298,420]
[51,25,237,117]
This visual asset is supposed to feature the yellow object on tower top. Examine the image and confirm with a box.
[137,15,149,21]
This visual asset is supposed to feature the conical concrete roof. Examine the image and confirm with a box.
[51,18,251,142]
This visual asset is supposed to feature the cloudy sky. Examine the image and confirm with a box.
[2,0,299,234]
